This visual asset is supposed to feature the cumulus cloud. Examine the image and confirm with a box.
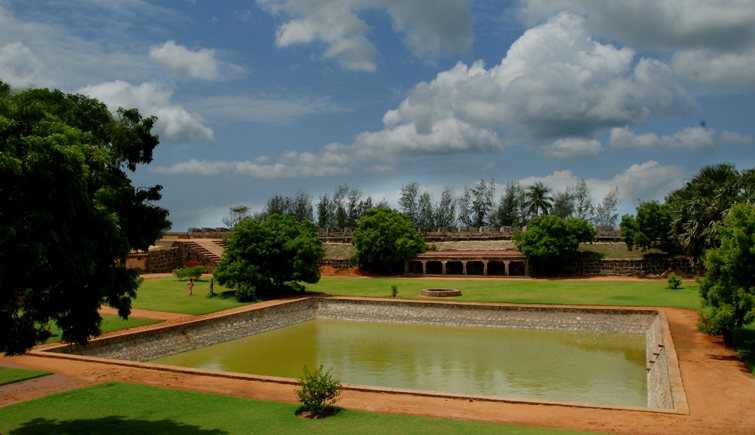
[520,0,755,88]
[720,131,755,144]
[188,94,348,124]
[520,160,687,205]
[0,42,48,88]
[520,0,755,52]
[380,13,694,142]
[257,0,473,71]
[77,80,215,144]
[537,137,604,158]
[672,48,755,89]
[609,126,715,151]
[149,41,220,80]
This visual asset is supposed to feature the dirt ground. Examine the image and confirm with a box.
[2,298,754,434]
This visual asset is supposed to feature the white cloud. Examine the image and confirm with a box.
[520,0,755,52]
[257,0,473,71]
[189,94,348,124]
[537,137,604,158]
[720,131,755,144]
[519,160,687,205]
[609,126,715,151]
[149,41,219,80]
[672,48,755,89]
[77,80,215,144]
[150,152,351,179]
[0,42,48,88]
[379,13,694,142]
[520,1,755,89]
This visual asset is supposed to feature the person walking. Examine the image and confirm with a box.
[188,278,194,295]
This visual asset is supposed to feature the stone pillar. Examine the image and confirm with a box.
[504,260,510,276]
[441,260,448,275]
[462,261,468,275]
[422,260,427,275]
[483,260,489,276]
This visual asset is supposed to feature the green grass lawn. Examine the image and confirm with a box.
[131,278,253,314]
[0,382,597,435]
[44,315,163,344]
[0,367,52,386]
[306,277,703,310]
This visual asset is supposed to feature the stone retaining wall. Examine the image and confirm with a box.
[315,259,352,270]
[563,257,699,277]
[145,247,182,273]
[48,297,673,409]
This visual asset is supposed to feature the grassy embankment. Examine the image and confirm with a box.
[0,367,52,386]
[0,382,595,435]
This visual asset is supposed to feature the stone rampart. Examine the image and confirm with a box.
[145,247,182,273]
[562,257,699,277]
[315,259,352,270]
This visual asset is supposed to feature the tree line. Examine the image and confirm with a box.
[223,179,621,230]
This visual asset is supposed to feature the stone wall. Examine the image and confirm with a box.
[145,247,182,273]
[562,257,699,277]
[315,259,352,270]
[47,297,675,409]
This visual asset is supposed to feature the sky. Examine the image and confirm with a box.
[1,0,754,230]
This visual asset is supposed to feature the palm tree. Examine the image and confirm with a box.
[525,181,553,217]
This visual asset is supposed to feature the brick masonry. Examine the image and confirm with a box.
[47,297,674,409]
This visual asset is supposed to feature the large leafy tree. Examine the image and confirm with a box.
[697,204,755,347]
[213,214,323,301]
[667,163,752,261]
[513,216,596,268]
[351,208,425,269]
[620,201,673,251]
[0,82,170,355]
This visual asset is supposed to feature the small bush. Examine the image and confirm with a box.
[427,243,437,251]
[172,265,208,281]
[235,282,257,302]
[295,365,342,418]
[667,272,682,289]
[391,284,398,298]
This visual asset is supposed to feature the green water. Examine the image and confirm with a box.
[151,319,648,407]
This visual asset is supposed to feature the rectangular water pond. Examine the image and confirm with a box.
[46,298,677,410]
[150,318,648,407]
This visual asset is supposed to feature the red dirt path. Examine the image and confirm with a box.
[2,300,754,434]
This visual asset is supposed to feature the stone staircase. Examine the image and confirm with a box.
[174,239,226,272]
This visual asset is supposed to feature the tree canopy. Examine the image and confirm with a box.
[351,208,426,269]
[513,216,596,267]
[213,214,323,301]
[0,82,170,355]
[697,204,755,347]
[620,201,672,251]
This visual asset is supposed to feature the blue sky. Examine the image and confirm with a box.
[2,0,754,230]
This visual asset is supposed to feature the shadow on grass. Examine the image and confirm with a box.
[9,416,228,435]
[733,327,755,374]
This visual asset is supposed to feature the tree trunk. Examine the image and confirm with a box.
[723,328,735,347]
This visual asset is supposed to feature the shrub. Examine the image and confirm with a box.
[295,365,342,418]
[172,265,208,281]
[667,272,682,289]
[235,282,257,302]
[391,285,398,298]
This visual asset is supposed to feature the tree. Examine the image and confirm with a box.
[667,163,746,261]
[593,186,621,226]
[351,209,426,270]
[573,179,594,221]
[513,216,596,268]
[222,205,251,228]
[458,179,496,227]
[399,181,420,227]
[620,201,672,251]
[0,82,170,355]
[525,181,553,217]
[434,187,456,227]
[213,214,323,301]
[697,204,755,347]
[316,193,334,227]
[551,187,575,220]
[417,191,434,228]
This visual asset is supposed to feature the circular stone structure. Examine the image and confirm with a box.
[421,288,462,297]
